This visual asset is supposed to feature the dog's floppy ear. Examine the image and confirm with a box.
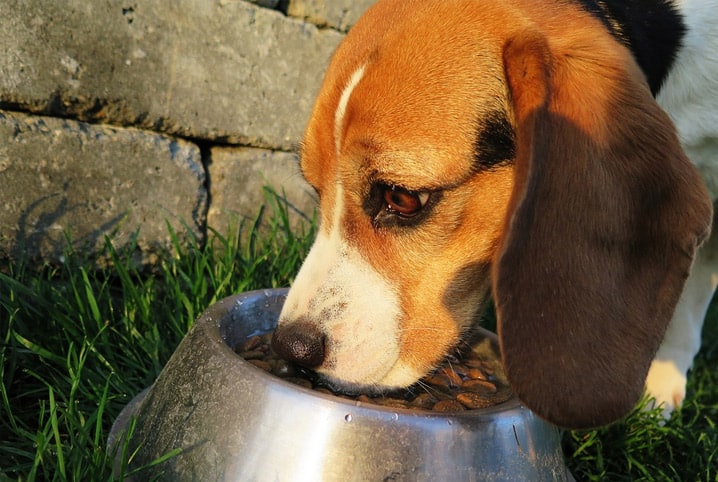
[493,30,712,429]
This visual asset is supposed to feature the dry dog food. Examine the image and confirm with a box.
[235,332,512,412]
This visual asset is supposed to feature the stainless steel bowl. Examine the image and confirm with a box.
[110,288,572,481]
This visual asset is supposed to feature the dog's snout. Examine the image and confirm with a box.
[271,320,326,369]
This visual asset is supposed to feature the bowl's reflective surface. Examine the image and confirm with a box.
[110,289,571,481]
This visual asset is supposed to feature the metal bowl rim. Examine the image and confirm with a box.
[208,288,526,422]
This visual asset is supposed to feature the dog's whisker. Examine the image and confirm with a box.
[412,379,438,397]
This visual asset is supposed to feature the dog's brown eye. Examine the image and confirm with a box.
[384,186,429,217]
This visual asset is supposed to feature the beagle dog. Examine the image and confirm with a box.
[271,0,718,429]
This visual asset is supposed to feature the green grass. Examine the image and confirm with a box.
[1,190,716,481]
[562,303,718,481]
[0,190,316,481]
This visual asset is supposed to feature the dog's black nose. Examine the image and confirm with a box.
[271,320,326,369]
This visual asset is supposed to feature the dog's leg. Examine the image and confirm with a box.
[645,227,718,419]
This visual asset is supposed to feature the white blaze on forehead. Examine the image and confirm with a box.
[279,182,417,386]
[334,64,367,155]
[279,63,427,388]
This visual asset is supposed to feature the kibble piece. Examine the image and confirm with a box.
[432,400,466,412]
[239,350,265,360]
[377,397,411,409]
[423,374,453,390]
[410,393,438,410]
[234,330,511,413]
[456,392,496,409]
[439,367,464,387]
[466,367,488,380]
[462,379,497,394]
[241,335,262,352]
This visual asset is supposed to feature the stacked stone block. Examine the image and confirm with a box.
[0,0,375,264]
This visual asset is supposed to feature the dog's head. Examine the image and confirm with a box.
[271,0,712,429]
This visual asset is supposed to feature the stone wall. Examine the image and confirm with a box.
[0,0,375,265]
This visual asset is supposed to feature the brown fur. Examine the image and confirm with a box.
[497,27,711,427]
[296,0,712,428]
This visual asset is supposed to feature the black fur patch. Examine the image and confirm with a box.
[473,110,516,171]
[576,0,686,96]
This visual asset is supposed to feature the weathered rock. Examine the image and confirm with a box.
[207,147,316,237]
[0,0,343,150]
[0,110,206,264]
[286,0,376,31]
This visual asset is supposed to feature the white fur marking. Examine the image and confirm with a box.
[334,64,367,155]
[279,182,415,387]
[657,0,718,196]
